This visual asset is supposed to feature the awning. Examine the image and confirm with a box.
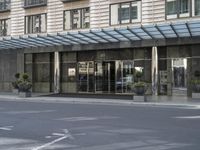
[1,20,200,50]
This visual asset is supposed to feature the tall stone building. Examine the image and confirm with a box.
[0,0,200,98]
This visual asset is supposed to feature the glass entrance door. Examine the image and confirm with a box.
[172,58,187,96]
[78,61,94,92]
[116,61,134,93]
[95,61,115,93]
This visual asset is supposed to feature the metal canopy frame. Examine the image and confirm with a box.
[0,21,200,50]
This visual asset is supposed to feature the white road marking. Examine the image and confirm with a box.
[4,110,55,114]
[174,115,200,119]
[57,116,119,122]
[45,136,52,139]
[57,117,97,122]
[32,135,70,150]
[32,129,74,150]
[0,126,13,131]
[52,133,65,136]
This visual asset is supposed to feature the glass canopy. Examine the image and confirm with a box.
[0,20,200,50]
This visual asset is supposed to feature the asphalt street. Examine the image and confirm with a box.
[0,99,200,150]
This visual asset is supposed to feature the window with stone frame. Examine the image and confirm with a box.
[110,1,141,26]
[25,14,47,34]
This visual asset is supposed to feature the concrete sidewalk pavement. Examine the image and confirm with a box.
[0,92,200,108]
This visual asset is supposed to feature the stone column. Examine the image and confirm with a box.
[17,50,25,73]
[152,47,158,95]
[54,51,60,93]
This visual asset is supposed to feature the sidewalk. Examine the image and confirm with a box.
[0,92,200,108]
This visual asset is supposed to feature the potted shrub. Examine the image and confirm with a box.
[133,70,148,102]
[133,81,147,95]
[11,73,20,94]
[191,70,200,99]
[18,73,32,98]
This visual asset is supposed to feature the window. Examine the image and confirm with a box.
[166,0,190,19]
[0,0,10,11]
[24,0,47,8]
[193,0,200,16]
[180,0,189,14]
[166,0,177,16]
[120,3,130,24]
[0,19,10,36]
[110,1,141,25]
[180,0,190,17]
[25,14,47,34]
[64,8,90,30]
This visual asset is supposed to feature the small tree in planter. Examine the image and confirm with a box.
[132,70,147,102]
[11,73,20,94]
[133,81,147,95]
[191,70,200,99]
[18,73,32,98]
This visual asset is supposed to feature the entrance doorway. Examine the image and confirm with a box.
[95,61,115,93]
[78,61,94,92]
[172,58,187,96]
[116,61,134,93]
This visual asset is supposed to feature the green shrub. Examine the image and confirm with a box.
[191,79,200,92]
[194,70,200,78]
[12,73,20,89]
[133,82,146,87]
[22,73,29,81]
[14,73,20,79]
[12,73,32,92]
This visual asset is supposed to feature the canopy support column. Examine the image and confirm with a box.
[152,46,158,95]
[54,51,60,93]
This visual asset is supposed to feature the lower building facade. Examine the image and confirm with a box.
[1,40,200,98]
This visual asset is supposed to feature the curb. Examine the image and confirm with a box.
[0,95,200,109]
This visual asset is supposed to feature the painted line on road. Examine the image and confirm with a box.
[174,115,200,119]
[0,126,13,131]
[32,129,74,150]
[32,135,69,150]
[56,116,119,122]
[56,117,98,122]
[4,110,55,115]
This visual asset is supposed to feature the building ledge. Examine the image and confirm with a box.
[0,8,10,13]
[23,3,47,9]
[61,0,79,3]
[23,0,47,9]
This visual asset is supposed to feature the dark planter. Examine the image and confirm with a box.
[12,89,19,94]
[134,86,146,95]
[19,91,31,98]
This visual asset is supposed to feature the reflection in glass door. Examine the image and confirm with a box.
[95,61,115,93]
[116,61,134,93]
[78,61,94,92]
[172,58,187,96]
